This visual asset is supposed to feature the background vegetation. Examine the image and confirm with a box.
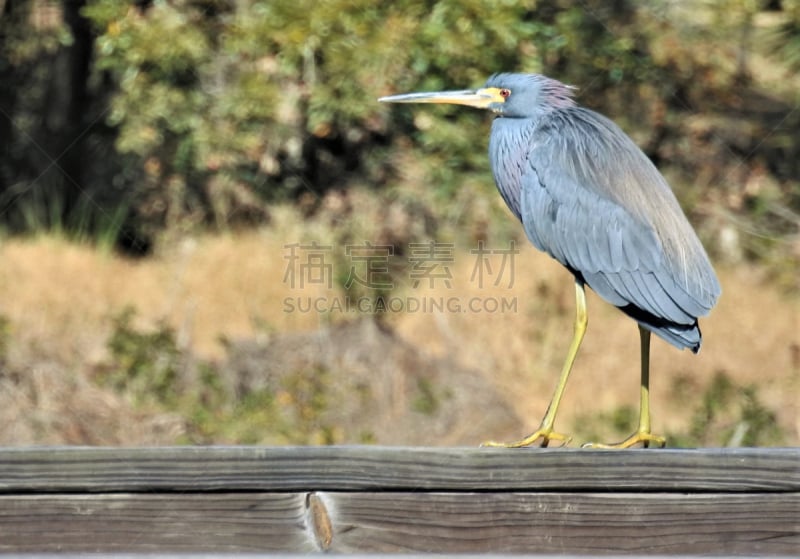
[0,0,797,446]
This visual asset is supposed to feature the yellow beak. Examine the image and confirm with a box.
[379,87,505,109]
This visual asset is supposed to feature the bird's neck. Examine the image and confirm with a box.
[488,118,535,222]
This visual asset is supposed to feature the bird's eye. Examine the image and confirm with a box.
[500,88,511,98]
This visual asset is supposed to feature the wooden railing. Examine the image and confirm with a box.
[0,446,797,554]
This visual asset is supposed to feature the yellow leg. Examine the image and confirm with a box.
[584,326,666,449]
[483,279,587,448]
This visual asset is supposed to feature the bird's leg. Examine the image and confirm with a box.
[584,326,666,449]
[483,279,586,448]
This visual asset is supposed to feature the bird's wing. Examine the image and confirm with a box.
[519,110,719,326]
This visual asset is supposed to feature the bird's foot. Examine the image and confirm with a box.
[582,431,666,449]
[481,427,572,448]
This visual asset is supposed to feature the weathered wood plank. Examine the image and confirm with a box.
[0,446,798,492]
[1,491,797,554]
[0,493,317,553]
[328,492,800,555]
[330,493,800,554]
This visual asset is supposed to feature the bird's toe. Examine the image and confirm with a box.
[582,431,666,449]
[481,428,572,448]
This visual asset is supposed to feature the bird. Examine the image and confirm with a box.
[379,73,721,448]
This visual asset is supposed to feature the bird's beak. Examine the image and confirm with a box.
[379,87,504,109]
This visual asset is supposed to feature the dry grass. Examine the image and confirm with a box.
[0,206,797,446]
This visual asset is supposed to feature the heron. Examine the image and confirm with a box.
[379,73,721,448]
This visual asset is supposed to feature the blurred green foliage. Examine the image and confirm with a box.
[0,314,10,364]
[0,0,797,265]
[669,370,785,447]
[100,307,184,406]
[767,0,800,72]
[412,377,448,415]
[574,370,785,447]
[98,307,344,444]
[81,0,571,210]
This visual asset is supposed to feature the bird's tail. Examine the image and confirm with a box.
[619,304,702,353]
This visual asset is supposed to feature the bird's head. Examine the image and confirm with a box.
[379,73,576,118]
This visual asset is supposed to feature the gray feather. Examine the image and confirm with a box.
[491,99,720,351]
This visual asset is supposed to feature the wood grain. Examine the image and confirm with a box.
[0,446,798,492]
[0,446,797,554]
[327,492,800,555]
[0,493,315,553]
[0,491,797,554]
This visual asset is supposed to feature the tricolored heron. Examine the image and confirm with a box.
[380,73,720,448]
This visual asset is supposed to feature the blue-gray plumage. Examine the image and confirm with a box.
[379,72,721,448]
[485,74,720,351]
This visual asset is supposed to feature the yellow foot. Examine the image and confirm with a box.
[481,428,572,448]
[582,431,666,449]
